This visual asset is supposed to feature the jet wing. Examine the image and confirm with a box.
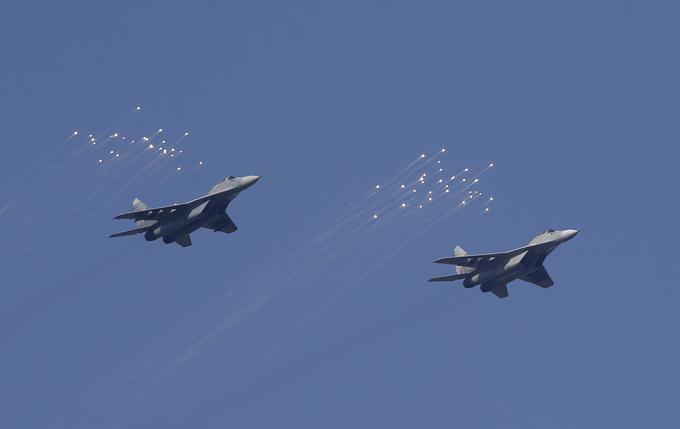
[434,242,555,268]
[519,265,554,288]
[434,247,527,267]
[114,201,198,221]
[203,213,238,234]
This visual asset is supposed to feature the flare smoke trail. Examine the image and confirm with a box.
[126,151,499,402]
[0,108,207,281]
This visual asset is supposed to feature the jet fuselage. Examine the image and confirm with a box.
[111,175,260,247]
[430,229,578,298]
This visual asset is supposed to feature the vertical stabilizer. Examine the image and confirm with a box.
[132,198,148,212]
[454,245,475,274]
[132,198,152,228]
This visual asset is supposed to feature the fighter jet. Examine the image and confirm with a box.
[429,229,578,298]
[110,175,260,247]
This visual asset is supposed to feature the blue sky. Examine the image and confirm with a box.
[1,1,678,428]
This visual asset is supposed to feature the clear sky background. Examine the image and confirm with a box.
[1,1,678,428]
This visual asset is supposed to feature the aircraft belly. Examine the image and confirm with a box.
[151,219,187,239]
[165,213,221,240]
[151,214,209,240]
[476,266,525,288]
[477,266,518,283]
[499,268,530,285]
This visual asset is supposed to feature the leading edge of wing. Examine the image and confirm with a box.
[433,253,509,267]
[113,199,201,220]
[432,243,547,267]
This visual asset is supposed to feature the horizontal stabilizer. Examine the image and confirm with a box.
[428,273,469,282]
[110,225,152,238]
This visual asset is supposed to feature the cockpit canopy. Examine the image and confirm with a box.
[542,229,556,234]
[219,176,237,183]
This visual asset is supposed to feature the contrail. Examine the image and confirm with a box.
[110,153,500,407]
[318,150,448,243]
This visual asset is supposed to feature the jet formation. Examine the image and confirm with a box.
[108,168,578,299]
[429,229,578,298]
[111,175,260,247]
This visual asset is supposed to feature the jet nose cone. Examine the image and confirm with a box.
[563,229,579,241]
[242,175,261,188]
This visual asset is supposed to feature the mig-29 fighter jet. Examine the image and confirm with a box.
[110,175,260,247]
[429,229,578,298]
